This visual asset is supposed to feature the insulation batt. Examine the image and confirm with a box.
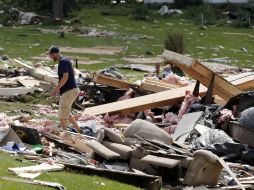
[24,120,57,133]
[37,105,58,117]
[218,109,235,124]
[162,112,180,134]
[77,114,103,123]
[0,113,10,128]
[178,91,200,118]
[103,89,135,127]
[162,73,191,86]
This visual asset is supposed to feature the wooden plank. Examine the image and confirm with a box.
[139,77,182,92]
[83,84,208,115]
[139,82,172,92]
[227,72,254,90]
[161,50,242,101]
[144,72,254,93]
[218,158,245,190]
[145,78,182,88]
[93,74,134,90]
[12,59,33,69]
[83,71,254,116]
[8,163,64,174]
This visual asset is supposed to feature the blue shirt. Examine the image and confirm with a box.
[58,57,77,95]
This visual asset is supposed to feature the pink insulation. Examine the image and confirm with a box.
[178,90,200,118]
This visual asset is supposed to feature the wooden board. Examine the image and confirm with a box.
[93,74,135,90]
[141,72,254,93]
[8,163,64,174]
[83,71,254,116]
[227,72,254,91]
[218,158,245,190]
[83,84,208,115]
[140,77,182,92]
[161,50,242,101]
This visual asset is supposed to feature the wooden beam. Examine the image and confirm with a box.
[83,71,254,115]
[83,84,207,115]
[161,50,242,101]
[93,74,135,90]
[227,72,254,91]
[8,163,64,174]
[12,59,58,86]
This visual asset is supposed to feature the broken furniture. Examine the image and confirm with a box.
[184,150,223,186]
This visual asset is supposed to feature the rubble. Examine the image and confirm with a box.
[1,50,254,190]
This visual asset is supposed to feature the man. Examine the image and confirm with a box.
[48,46,80,133]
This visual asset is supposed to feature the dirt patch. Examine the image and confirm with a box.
[78,60,103,65]
[60,46,124,55]
[122,57,164,64]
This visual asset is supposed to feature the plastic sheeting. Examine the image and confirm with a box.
[191,129,234,149]
[224,91,254,112]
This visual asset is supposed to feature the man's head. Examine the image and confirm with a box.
[48,46,60,62]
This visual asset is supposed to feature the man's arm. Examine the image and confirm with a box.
[52,72,69,96]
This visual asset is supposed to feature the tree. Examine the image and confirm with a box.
[53,0,64,20]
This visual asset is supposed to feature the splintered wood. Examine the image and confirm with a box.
[84,52,254,116]
[161,50,242,101]
[83,84,207,115]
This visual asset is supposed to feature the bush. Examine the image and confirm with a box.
[174,0,203,8]
[101,6,131,16]
[0,12,12,25]
[164,32,185,54]
[185,5,224,25]
[131,5,153,22]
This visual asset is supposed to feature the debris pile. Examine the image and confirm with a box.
[1,50,254,190]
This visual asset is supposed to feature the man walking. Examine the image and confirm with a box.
[48,46,80,133]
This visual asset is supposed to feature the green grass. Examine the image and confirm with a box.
[0,5,253,72]
[0,152,140,190]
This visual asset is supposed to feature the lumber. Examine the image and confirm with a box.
[218,158,245,190]
[83,84,207,115]
[83,71,254,116]
[161,50,242,101]
[93,74,134,90]
[227,72,254,90]
[139,77,182,92]
[8,163,64,174]
[13,59,58,86]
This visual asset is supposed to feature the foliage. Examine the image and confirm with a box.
[174,0,203,8]
[164,32,185,54]
[101,6,131,16]
[131,5,153,22]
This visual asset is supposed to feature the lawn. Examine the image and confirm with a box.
[0,152,140,190]
[0,5,253,72]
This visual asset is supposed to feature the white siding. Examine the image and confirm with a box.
[206,0,247,3]
[144,0,174,4]
[228,0,248,3]
[206,0,227,3]
[144,0,248,4]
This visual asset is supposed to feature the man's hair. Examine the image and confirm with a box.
[48,46,59,54]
